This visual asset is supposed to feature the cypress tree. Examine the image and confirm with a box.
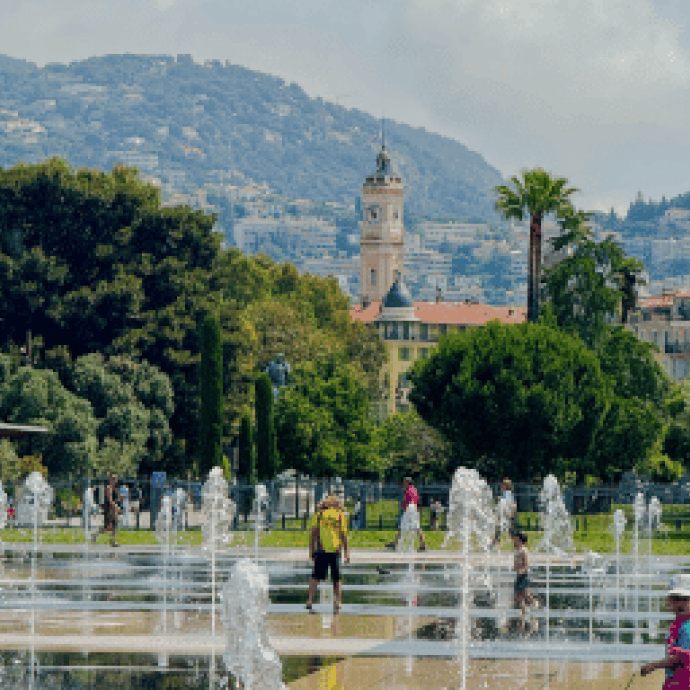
[199,313,223,474]
[239,413,256,484]
[255,373,277,480]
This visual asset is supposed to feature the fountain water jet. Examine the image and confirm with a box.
[613,508,626,644]
[536,474,575,645]
[222,558,285,689]
[155,493,177,647]
[201,467,236,639]
[399,504,420,677]
[445,467,496,690]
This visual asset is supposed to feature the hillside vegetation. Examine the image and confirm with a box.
[0,52,503,220]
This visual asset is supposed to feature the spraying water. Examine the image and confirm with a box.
[222,558,285,690]
[536,474,575,646]
[201,467,236,638]
[445,467,497,690]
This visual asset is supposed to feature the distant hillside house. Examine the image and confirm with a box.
[628,290,690,380]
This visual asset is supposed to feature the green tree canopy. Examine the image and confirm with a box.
[373,409,453,483]
[274,358,377,479]
[542,212,645,349]
[0,352,174,477]
[0,160,386,475]
[409,320,661,482]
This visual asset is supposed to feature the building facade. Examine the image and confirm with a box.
[351,276,526,416]
[628,291,690,380]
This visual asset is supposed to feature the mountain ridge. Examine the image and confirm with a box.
[0,52,504,220]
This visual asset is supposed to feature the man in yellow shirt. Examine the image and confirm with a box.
[305,494,350,613]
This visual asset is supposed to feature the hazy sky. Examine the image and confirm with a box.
[3,0,690,216]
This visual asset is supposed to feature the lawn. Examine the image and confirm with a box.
[5,503,690,555]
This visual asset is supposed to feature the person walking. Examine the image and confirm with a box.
[305,494,350,614]
[494,478,517,547]
[390,477,426,552]
[641,574,690,687]
[430,498,441,531]
[512,530,538,634]
[93,473,122,547]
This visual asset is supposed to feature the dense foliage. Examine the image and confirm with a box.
[409,321,666,483]
[0,159,386,477]
[274,358,376,479]
[0,352,174,476]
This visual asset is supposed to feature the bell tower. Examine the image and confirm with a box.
[360,141,405,304]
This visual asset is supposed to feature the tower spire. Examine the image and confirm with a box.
[381,117,385,149]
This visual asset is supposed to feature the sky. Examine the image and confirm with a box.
[2,0,690,217]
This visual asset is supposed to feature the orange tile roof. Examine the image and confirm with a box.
[350,301,526,325]
[414,302,526,325]
[640,292,690,308]
[349,300,382,324]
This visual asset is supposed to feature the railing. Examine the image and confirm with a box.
[5,476,690,533]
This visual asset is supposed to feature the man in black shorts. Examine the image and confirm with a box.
[305,495,350,613]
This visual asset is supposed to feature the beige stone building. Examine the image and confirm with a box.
[628,291,690,380]
[360,145,405,303]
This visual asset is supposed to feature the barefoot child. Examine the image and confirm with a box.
[512,530,538,633]
[641,574,690,688]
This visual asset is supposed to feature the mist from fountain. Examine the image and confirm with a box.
[155,493,176,648]
[613,508,626,644]
[222,558,285,690]
[536,474,575,646]
[444,467,496,690]
[201,467,236,639]
[398,504,420,677]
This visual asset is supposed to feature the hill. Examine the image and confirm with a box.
[0,53,504,220]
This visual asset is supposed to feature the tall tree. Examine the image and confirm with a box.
[274,358,376,479]
[408,320,656,482]
[238,413,256,484]
[255,373,277,481]
[199,314,223,473]
[495,169,579,322]
[544,209,645,349]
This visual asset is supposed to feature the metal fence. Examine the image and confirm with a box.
[5,474,690,532]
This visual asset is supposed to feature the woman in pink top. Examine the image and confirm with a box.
[390,477,427,552]
[641,574,690,688]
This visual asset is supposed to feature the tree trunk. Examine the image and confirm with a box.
[528,213,543,323]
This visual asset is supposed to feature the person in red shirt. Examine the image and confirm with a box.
[390,477,426,552]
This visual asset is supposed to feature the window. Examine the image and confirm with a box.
[370,268,377,287]
[420,324,429,340]
[420,348,429,359]
[399,347,411,361]
[386,322,399,340]
[439,324,448,336]
[398,372,408,388]
[403,322,410,340]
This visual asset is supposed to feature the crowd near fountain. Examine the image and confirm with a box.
[0,464,688,687]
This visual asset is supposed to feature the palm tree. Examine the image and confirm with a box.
[495,169,579,322]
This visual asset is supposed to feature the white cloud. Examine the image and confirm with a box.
[385,0,690,210]
[0,0,689,212]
